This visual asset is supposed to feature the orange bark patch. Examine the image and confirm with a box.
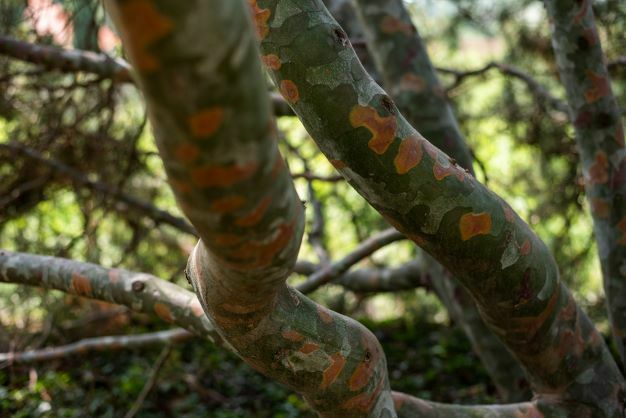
[349,357,375,392]
[282,329,304,342]
[394,135,423,174]
[342,376,385,412]
[321,353,346,389]
[349,106,397,155]
[299,342,320,354]
[591,198,610,218]
[280,80,300,104]
[515,405,545,418]
[169,178,192,194]
[400,73,426,93]
[188,107,224,138]
[108,269,120,284]
[330,159,347,170]
[213,233,243,247]
[261,54,281,70]
[270,153,285,178]
[317,305,334,324]
[618,218,626,246]
[573,0,592,23]
[236,197,271,227]
[502,201,515,222]
[191,162,258,188]
[423,141,465,182]
[585,70,611,104]
[583,28,598,48]
[380,15,414,36]
[221,302,264,314]
[459,212,492,241]
[587,151,609,184]
[174,143,200,164]
[71,272,92,297]
[154,302,174,322]
[117,0,173,71]
[190,299,205,317]
[520,239,532,256]
[248,0,271,40]
[211,195,246,213]
[510,285,560,337]
[226,219,296,270]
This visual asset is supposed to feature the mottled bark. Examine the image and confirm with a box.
[351,0,531,401]
[543,0,626,366]
[105,0,395,416]
[257,0,624,414]
[0,250,217,340]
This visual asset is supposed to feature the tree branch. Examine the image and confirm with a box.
[0,328,193,365]
[0,35,293,116]
[438,62,569,114]
[349,0,531,401]
[106,0,396,415]
[0,35,133,82]
[0,250,219,341]
[297,228,405,294]
[258,0,624,414]
[544,0,626,365]
[335,260,429,293]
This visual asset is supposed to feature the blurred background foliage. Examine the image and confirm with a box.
[0,0,624,416]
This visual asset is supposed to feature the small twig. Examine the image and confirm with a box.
[297,228,405,294]
[124,345,172,418]
[438,62,569,114]
[0,328,193,365]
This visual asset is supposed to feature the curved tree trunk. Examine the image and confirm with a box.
[100,0,625,416]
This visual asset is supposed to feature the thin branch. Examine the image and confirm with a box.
[0,328,193,365]
[336,260,430,293]
[438,62,569,113]
[297,228,405,294]
[291,172,344,182]
[0,35,133,82]
[0,250,220,342]
[0,35,293,116]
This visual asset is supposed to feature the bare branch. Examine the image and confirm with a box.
[438,62,569,113]
[0,328,193,365]
[0,250,219,342]
[0,35,294,116]
[297,228,405,294]
[0,35,133,82]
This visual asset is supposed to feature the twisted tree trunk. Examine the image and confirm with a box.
[94,0,625,416]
